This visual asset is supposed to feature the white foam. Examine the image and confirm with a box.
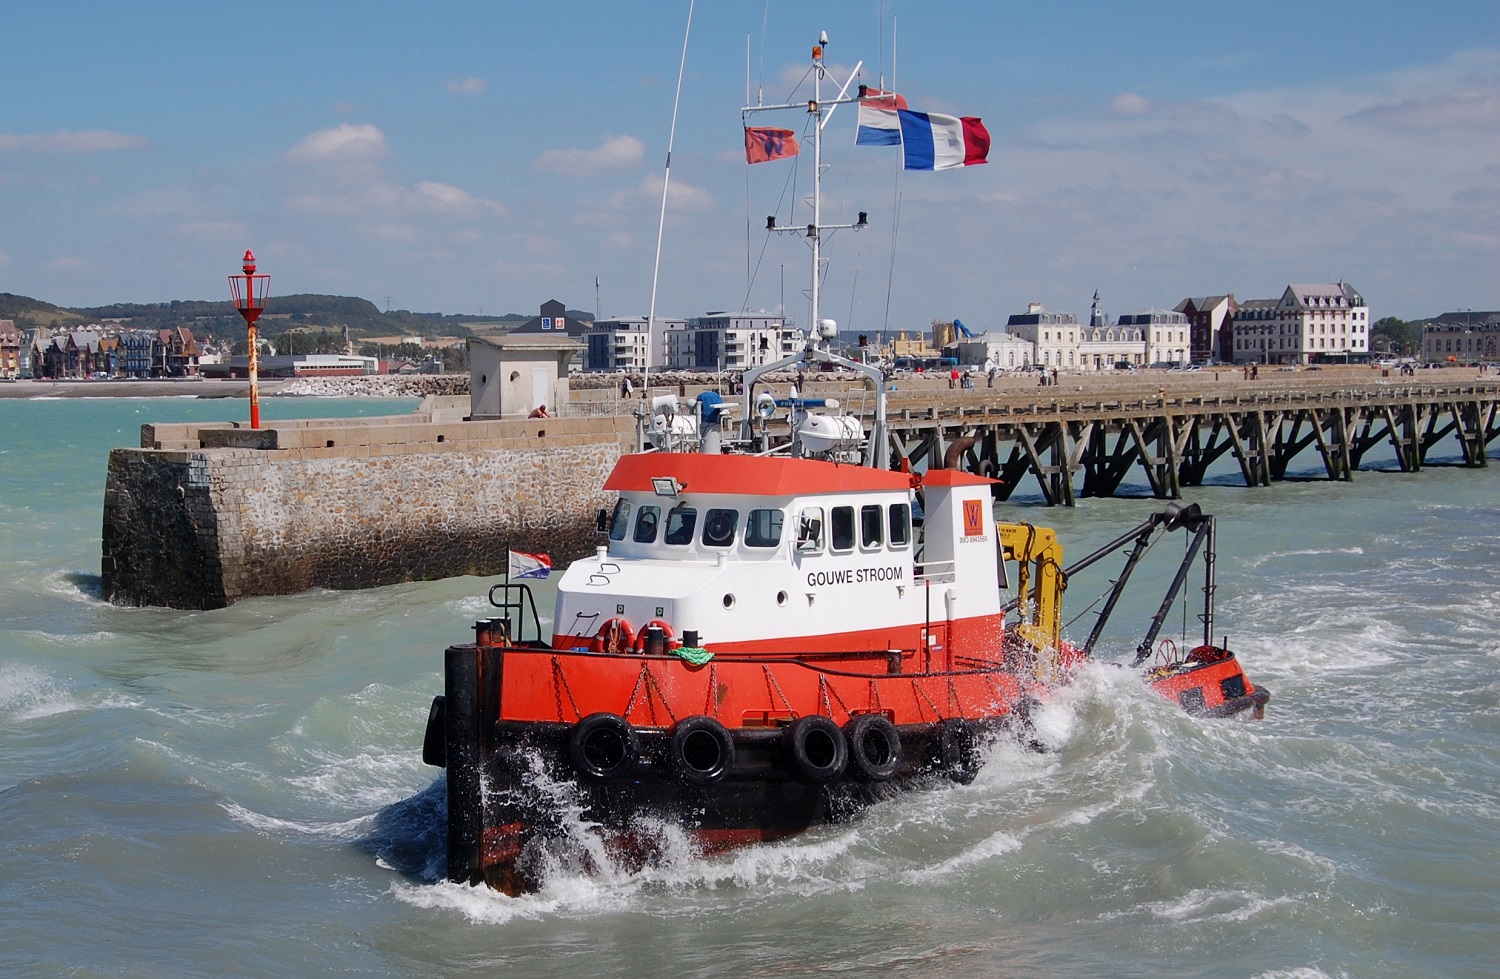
[0,663,80,721]
[220,799,376,839]
[1116,886,1297,925]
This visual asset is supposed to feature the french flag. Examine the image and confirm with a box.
[507,549,552,580]
[897,110,991,170]
[855,87,908,146]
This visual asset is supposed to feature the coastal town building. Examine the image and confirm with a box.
[663,312,801,372]
[468,333,582,418]
[585,315,685,372]
[1116,308,1190,366]
[1421,311,1500,363]
[122,330,154,378]
[1175,295,1236,363]
[1231,299,1280,364]
[1005,303,1082,369]
[1230,282,1369,365]
[508,299,591,372]
[949,330,1035,370]
[0,320,19,379]
[1078,291,1146,370]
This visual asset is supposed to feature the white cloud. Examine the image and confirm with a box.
[290,179,506,219]
[1111,92,1152,116]
[286,124,390,164]
[414,180,507,216]
[0,251,10,267]
[370,224,420,242]
[446,77,488,95]
[50,256,88,271]
[535,134,645,175]
[0,130,148,152]
[606,172,712,212]
[1350,90,1500,131]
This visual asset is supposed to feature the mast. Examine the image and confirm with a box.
[738,33,888,467]
[644,0,696,396]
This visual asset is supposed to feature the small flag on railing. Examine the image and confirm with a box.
[897,110,990,170]
[508,550,552,580]
[744,126,800,164]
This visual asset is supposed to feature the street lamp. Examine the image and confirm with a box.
[229,249,270,429]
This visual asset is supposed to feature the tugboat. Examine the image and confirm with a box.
[419,35,1267,895]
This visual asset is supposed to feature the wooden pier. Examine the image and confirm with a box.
[854,376,1500,505]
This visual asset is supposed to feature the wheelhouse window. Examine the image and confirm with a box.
[609,500,632,542]
[664,506,697,545]
[702,508,739,548]
[797,507,824,553]
[888,503,911,547]
[830,505,855,552]
[633,505,660,544]
[746,508,784,548]
[860,504,883,548]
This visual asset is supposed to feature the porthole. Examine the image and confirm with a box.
[776,590,787,606]
[722,594,736,609]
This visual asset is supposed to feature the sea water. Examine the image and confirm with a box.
[1,396,1497,977]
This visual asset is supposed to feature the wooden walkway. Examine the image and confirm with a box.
[860,379,1500,505]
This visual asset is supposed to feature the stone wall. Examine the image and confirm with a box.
[102,413,634,609]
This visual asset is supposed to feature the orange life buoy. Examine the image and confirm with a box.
[598,617,635,655]
[632,618,676,653]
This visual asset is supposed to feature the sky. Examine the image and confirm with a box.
[3,0,1500,331]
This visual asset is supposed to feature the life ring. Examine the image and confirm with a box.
[631,618,676,653]
[938,717,981,784]
[567,712,639,784]
[666,715,736,785]
[844,714,901,782]
[781,714,848,783]
[597,617,636,655]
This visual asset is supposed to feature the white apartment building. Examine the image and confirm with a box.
[585,315,685,371]
[664,312,803,372]
[1231,281,1369,364]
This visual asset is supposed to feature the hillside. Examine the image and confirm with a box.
[10,291,617,340]
[0,293,92,330]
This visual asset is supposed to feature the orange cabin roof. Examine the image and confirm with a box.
[605,453,915,496]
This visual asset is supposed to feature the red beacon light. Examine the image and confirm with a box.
[229,248,271,429]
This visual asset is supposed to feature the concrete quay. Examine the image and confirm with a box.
[102,396,633,609]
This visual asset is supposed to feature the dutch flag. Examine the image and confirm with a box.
[507,549,552,580]
[855,87,908,146]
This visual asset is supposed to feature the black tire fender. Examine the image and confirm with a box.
[421,695,446,768]
[667,715,736,785]
[938,717,981,784]
[782,714,849,783]
[844,714,902,782]
[567,712,640,784]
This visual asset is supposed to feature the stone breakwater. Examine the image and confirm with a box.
[102,406,633,609]
[276,373,469,398]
